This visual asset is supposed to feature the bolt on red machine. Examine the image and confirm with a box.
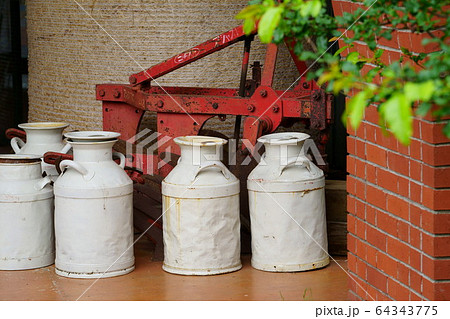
[94,25,333,258]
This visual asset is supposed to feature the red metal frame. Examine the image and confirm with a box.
[96,25,333,177]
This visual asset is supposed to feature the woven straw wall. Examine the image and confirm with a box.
[26,0,298,136]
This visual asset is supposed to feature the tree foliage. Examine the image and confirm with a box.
[236,0,450,145]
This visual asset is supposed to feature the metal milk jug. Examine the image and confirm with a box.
[247,132,329,272]
[0,155,54,270]
[10,122,71,179]
[162,136,241,275]
[54,131,134,278]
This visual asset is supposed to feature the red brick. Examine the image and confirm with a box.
[367,225,386,250]
[409,138,422,160]
[409,248,421,272]
[331,1,343,16]
[412,118,421,139]
[366,185,386,210]
[409,226,421,249]
[365,123,377,143]
[366,162,377,184]
[356,139,366,159]
[356,256,367,279]
[422,186,450,211]
[355,197,366,219]
[377,251,397,277]
[378,168,399,193]
[397,140,410,156]
[423,255,450,280]
[398,176,409,198]
[421,120,450,144]
[423,165,450,188]
[347,156,356,175]
[409,291,422,301]
[347,175,356,196]
[366,205,376,225]
[397,220,409,242]
[388,50,402,64]
[387,278,410,301]
[364,105,379,125]
[378,131,397,151]
[347,195,356,215]
[356,216,367,239]
[377,211,397,236]
[348,233,357,253]
[409,159,422,182]
[422,233,450,257]
[347,136,356,154]
[410,30,444,54]
[367,265,387,292]
[348,252,357,273]
[387,194,409,221]
[347,213,356,234]
[366,244,378,267]
[422,210,450,234]
[397,262,409,286]
[377,31,399,49]
[398,30,412,49]
[409,269,423,294]
[409,204,422,228]
[355,157,366,179]
[387,236,410,264]
[387,151,409,176]
[356,238,368,259]
[423,278,450,300]
[422,143,450,166]
[409,180,422,203]
[355,178,366,200]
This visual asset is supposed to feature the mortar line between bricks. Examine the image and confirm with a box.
[348,208,450,264]
[348,191,450,238]
[349,168,450,214]
[348,153,450,193]
[348,251,427,300]
[348,215,450,279]
[348,290,364,301]
[348,269,397,301]
[352,127,450,148]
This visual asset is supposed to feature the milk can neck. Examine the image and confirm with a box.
[25,128,64,144]
[263,142,304,160]
[71,142,114,162]
[179,144,223,165]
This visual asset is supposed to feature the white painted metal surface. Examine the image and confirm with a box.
[247,132,329,272]
[54,133,134,278]
[0,155,54,270]
[11,122,71,179]
[162,136,241,275]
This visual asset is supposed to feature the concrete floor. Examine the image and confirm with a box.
[0,238,348,301]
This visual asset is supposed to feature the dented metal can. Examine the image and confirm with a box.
[0,155,54,270]
[162,136,241,275]
[54,132,134,278]
[247,132,329,272]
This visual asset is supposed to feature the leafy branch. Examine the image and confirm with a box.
[236,0,450,144]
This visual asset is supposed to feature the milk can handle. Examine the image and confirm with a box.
[113,152,126,169]
[60,143,72,154]
[10,137,25,154]
[59,160,94,180]
[35,176,52,191]
[278,157,311,176]
[192,161,230,181]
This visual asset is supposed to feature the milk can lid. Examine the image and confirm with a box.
[64,131,121,142]
[258,132,310,145]
[18,122,69,130]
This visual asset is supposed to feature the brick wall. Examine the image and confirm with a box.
[332,0,450,301]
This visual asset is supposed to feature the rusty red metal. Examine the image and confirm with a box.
[5,128,26,141]
[97,25,333,178]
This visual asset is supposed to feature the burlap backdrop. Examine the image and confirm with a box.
[26,0,299,136]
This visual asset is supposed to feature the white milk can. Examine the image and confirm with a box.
[54,131,134,278]
[10,122,72,179]
[0,155,54,270]
[162,136,241,275]
[247,132,329,272]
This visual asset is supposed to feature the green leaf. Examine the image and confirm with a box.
[258,6,284,43]
[243,18,255,34]
[404,80,435,103]
[334,45,349,56]
[235,5,261,20]
[347,91,367,129]
[300,0,322,18]
[347,51,360,64]
[443,122,450,138]
[379,93,413,145]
